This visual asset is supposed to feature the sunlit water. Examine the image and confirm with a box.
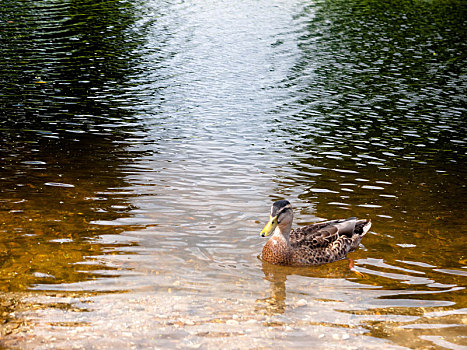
[0,0,466,349]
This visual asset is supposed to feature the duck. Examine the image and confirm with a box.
[260,200,371,266]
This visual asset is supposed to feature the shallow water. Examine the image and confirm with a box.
[0,0,466,349]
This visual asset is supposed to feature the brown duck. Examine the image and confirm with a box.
[260,200,371,266]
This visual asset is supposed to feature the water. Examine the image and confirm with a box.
[1,0,466,348]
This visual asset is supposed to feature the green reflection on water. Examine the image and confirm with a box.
[0,0,147,338]
[0,0,144,135]
[271,0,466,268]
[0,0,147,291]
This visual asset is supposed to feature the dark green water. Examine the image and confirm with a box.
[0,0,466,348]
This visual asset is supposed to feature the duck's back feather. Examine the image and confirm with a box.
[290,218,356,248]
[287,218,370,265]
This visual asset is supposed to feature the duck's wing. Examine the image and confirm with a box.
[290,218,357,249]
[289,218,371,266]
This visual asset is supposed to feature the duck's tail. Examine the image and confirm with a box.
[349,219,371,251]
[355,219,372,236]
[334,218,357,237]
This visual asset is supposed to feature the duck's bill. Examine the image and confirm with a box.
[260,215,278,237]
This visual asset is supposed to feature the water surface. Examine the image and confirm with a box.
[0,0,466,349]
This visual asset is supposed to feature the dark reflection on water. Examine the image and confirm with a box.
[0,0,143,135]
[0,0,466,348]
[0,0,149,281]
[0,0,147,335]
[270,0,466,271]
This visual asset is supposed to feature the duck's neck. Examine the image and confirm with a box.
[272,223,292,246]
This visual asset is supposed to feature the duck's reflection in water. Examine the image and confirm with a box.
[256,259,358,315]
[257,261,289,314]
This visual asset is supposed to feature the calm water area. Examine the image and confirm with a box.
[0,0,466,348]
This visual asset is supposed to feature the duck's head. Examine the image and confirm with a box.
[260,200,294,237]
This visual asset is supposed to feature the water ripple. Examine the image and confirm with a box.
[1,0,466,349]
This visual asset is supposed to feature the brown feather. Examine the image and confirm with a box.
[262,217,371,266]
